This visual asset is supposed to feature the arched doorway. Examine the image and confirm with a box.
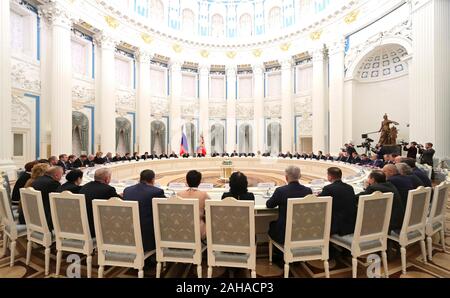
[185,122,196,155]
[72,111,89,155]
[238,124,253,154]
[151,120,166,155]
[267,122,282,155]
[210,123,225,154]
[116,117,131,155]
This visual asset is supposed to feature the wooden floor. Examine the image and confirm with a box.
[1,233,449,278]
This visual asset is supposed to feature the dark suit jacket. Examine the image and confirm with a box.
[407,174,424,189]
[387,175,414,208]
[28,175,61,230]
[57,160,69,172]
[356,182,405,231]
[413,168,432,187]
[319,180,356,236]
[56,182,82,194]
[94,157,105,164]
[79,181,121,237]
[419,148,435,166]
[221,191,255,201]
[112,156,122,162]
[123,183,166,252]
[12,171,30,203]
[403,146,418,159]
[266,182,313,244]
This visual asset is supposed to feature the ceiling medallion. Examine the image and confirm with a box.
[172,43,183,53]
[252,49,262,57]
[141,33,153,44]
[104,15,119,29]
[200,49,209,58]
[226,51,237,59]
[344,10,360,24]
[310,30,323,41]
[280,42,291,52]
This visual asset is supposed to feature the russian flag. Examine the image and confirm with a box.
[180,125,189,155]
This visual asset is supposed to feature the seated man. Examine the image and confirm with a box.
[150,152,159,159]
[266,166,313,244]
[369,154,384,168]
[104,152,113,163]
[141,152,150,160]
[335,152,345,162]
[48,156,58,166]
[112,153,122,162]
[86,154,95,167]
[358,154,370,165]
[122,153,132,161]
[356,170,405,231]
[324,153,334,161]
[308,152,317,160]
[30,166,63,230]
[160,152,169,159]
[230,150,238,157]
[285,151,293,159]
[351,152,361,164]
[316,151,325,160]
[221,152,229,157]
[319,167,356,236]
[211,151,220,157]
[73,154,88,168]
[79,168,121,237]
[67,154,77,170]
[94,152,105,164]
[402,158,432,187]
[239,152,247,157]
[169,151,178,158]
[248,152,255,157]
[182,152,190,158]
[132,152,140,161]
[57,154,69,173]
[123,170,165,252]
[11,161,38,203]
[396,163,424,189]
[56,169,83,194]
[382,164,415,207]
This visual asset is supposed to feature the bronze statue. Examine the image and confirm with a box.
[378,114,399,145]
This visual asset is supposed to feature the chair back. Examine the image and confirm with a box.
[205,197,255,268]
[284,195,332,260]
[20,187,51,235]
[400,186,431,242]
[0,186,15,232]
[153,196,201,263]
[0,172,11,204]
[49,191,92,251]
[428,182,449,223]
[93,197,144,266]
[353,191,393,254]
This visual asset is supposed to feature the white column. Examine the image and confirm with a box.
[41,2,73,156]
[0,0,15,174]
[226,66,237,153]
[136,50,152,154]
[312,47,329,153]
[253,63,264,153]
[95,32,118,153]
[281,59,293,153]
[170,60,182,153]
[199,64,210,154]
[410,0,450,159]
[328,40,345,155]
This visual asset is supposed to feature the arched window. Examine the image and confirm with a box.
[182,9,195,33]
[268,6,281,32]
[211,14,224,37]
[239,13,252,37]
[150,0,164,23]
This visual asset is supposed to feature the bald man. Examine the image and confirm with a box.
[79,168,121,236]
[382,164,414,207]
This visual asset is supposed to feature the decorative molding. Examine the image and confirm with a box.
[280,42,291,52]
[40,1,73,29]
[226,51,237,59]
[116,91,136,110]
[151,98,169,116]
[11,94,31,129]
[180,102,199,117]
[252,49,262,57]
[94,32,119,50]
[72,85,94,104]
[344,10,360,24]
[264,103,281,118]
[11,61,41,94]
[236,103,254,119]
[172,43,183,53]
[136,50,153,64]
[209,103,227,118]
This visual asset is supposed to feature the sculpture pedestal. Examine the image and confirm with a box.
[380,145,401,155]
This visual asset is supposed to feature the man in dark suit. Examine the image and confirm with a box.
[230,150,238,157]
[86,154,95,167]
[57,154,69,173]
[160,153,169,159]
[67,155,76,169]
[104,152,113,163]
[402,158,432,187]
[262,151,270,157]
[112,153,122,162]
[383,164,414,207]
[169,151,178,158]
[335,152,345,162]
[419,143,435,178]
[316,151,325,160]
[123,170,165,252]
[248,152,255,157]
[48,156,58,166]
[346,143,356,156]
[351,152,361,164]
[79,168,121,237]
[150,152,159,159]
[211,151,220,157]
[73,154,88,168]
[182,153,190,158]
[319,167,356,236]
[356,170,405,231]
[122,153,132,161]
[369,154,384,168]
[221,152,229,157]
[141,152,150,160]
[324,153,334,161]
[239,153,247,157]
[29,166,63,230]
[396,163,424,189]
[266,166,313,244]
[12,161,37,203]
[403,142,418,160]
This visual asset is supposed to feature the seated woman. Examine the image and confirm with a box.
[177,170,210,239]
[56,169,84,193]
[221,172,255,201]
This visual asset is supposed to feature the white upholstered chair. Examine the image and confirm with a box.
[425,181,449,260]
[205,197,256,278]
[268,195,333,278]
[387,186,431,274]
[20,187,55,275]
[330,191,393,278]
[49,191,96,277]
[93,197,155,278]
[153,196,206,278]
[0,186,27,266]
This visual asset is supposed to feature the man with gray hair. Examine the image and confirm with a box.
[266,166,312,244]
[382,164,414,207]
[396,162,424,189]
[79,168,121,236]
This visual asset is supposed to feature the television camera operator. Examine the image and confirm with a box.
[401,141,418,159]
